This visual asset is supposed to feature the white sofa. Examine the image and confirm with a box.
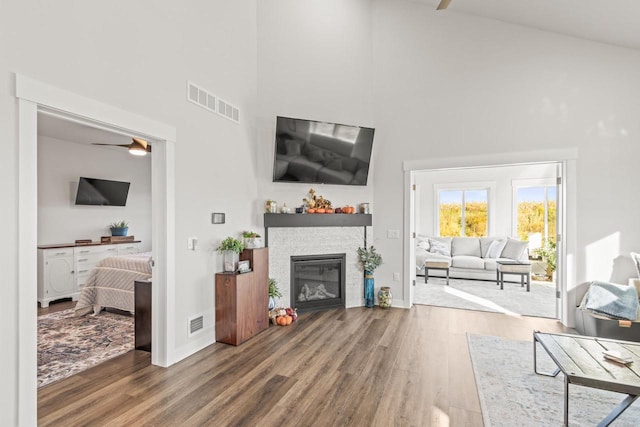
[416,235,529,281]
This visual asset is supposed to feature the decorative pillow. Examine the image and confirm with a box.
[284,139,302,156]
[500,238,528,260]
[307,149,325,162]
[486,239,507,259]
[428,238,451,257]
[631,252,640,278]
[416,235,430,251]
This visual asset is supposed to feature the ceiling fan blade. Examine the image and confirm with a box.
[437,0,452,10]
[92,143,131,147]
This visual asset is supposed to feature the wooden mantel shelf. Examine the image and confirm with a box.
[264,213,372,228]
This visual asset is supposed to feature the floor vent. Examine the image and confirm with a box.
[186,81,240,124]
[188,314,204,337]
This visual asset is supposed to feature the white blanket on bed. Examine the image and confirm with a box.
[75,252,152,316]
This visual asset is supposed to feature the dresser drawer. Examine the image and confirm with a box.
[43,248,74,259]
[117,243,140,255]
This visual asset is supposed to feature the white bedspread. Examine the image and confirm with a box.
[74,252,152,316]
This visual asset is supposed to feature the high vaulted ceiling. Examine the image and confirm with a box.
[415,0,640,51]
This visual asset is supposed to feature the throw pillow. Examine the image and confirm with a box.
[486,239,507,259]
[428,238,451,257]
[325,159,343,171]
[631,252,640,278]
[284,139,302,156]
[500,238,528,260]
[308,149,325,163]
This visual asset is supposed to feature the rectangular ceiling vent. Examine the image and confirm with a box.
[186,81,240,124]
[188,314,204,337]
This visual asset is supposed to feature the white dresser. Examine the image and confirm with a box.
[37,241,141,307]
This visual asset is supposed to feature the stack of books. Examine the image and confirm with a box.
[603,349,634,365]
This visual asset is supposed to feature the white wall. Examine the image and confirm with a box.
[371,0,640,306]
[1,2,257,423]
[415,163,557,237]
[256,0,375,224]
[38,136,152,251]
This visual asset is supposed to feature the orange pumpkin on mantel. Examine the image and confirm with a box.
[307,208,316,214]
[316,208,326,214]
[326,208,334,214]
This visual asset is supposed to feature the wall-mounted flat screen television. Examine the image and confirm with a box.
[75,177,130,206]
[273,116,375,186]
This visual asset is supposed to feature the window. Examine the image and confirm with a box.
[516,186,557,248]
[438,189,489,237]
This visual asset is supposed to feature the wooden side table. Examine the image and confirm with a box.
[135,279,152,352]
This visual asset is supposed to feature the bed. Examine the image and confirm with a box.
[74,252,152,316]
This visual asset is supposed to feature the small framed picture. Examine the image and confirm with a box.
[237,260,251,273]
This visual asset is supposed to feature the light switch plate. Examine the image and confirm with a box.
[187,237,198,250]
[387,229,400,239]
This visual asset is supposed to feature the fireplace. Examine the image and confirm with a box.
[291,253,346,313]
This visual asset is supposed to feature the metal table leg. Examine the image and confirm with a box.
[597,394,639,427]
[425,268,428,283]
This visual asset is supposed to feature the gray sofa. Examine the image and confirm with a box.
[416,235,529,281]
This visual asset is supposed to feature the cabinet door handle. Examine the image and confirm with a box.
[80,250,90,254]
[107,248,117,251]
[56,252,67,255]
[78,269,89,273]
[78,258,88,262]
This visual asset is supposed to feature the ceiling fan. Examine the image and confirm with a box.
[92,137,151,156]
[437,0,452,10]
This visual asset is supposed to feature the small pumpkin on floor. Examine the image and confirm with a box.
[269,307,298,326]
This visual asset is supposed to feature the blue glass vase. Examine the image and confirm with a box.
[364,271,374,308]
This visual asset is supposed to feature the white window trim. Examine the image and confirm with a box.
[512,178,557,239]
[433,181,496,237]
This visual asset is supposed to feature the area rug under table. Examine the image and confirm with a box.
[467,334,640,426]
[38,309,134,387]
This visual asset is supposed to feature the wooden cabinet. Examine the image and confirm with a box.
[135,279,152,352]
[215,248,269,346]
[38,248,77,308]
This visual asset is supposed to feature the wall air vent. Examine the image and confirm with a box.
[188,314,204,337]
[186,81,240,124]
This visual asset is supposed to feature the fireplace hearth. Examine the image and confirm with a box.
[291,254,346,313]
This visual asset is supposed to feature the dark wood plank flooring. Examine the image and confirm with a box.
[38,305,566,426]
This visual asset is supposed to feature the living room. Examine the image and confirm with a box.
[4,0,640,425]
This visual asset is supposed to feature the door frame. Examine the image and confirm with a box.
[403,148,577,327]
[16,74,176,425]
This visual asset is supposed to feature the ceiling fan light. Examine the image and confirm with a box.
[129,138,148,156]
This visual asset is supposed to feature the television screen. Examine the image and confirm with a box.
[75,177,130,206]
[273,116,374,186]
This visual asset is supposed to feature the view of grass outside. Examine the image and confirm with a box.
[439,189,488,237]
[517,186,557,245]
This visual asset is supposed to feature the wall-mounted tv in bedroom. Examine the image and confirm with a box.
[75,177,131,206]
[273,116,375,186]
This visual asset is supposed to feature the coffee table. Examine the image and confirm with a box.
[533,331,640,426]
[424,260,451,286]
[496,260,531,291]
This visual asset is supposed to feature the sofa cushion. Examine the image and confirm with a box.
[480,237,498,258]
[451,238,481,257]
[501,238,528,260]
[486,239,507,259]
[429,237,452,256]
[452,256,485,270]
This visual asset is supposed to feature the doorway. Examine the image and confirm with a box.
[17,75,176,424]
[402,148,577,326]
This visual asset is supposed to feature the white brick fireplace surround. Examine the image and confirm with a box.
[265,214,372,308]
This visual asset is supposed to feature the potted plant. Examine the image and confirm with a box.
[268,277,282,310]
[217,237,244,272]
[537,239,557,281]
[242,231,264,249]
[109,220,129,236]
[357,246,383,308]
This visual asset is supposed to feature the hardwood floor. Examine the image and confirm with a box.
[38,305,566,426]
[37,299,76,316]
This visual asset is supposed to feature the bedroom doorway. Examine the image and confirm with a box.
[17,75,176,424]
[403,148,577,326]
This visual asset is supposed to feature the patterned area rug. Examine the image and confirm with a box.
[38,309,134,387]
[468,334,640,426]
[414,276,556,318]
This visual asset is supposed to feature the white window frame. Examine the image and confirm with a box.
[434,181,496,237]
[511,178,556,241]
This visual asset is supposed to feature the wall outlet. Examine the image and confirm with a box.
[387,229,400,239]
[187,237,198,250]
[393,272,400,281]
